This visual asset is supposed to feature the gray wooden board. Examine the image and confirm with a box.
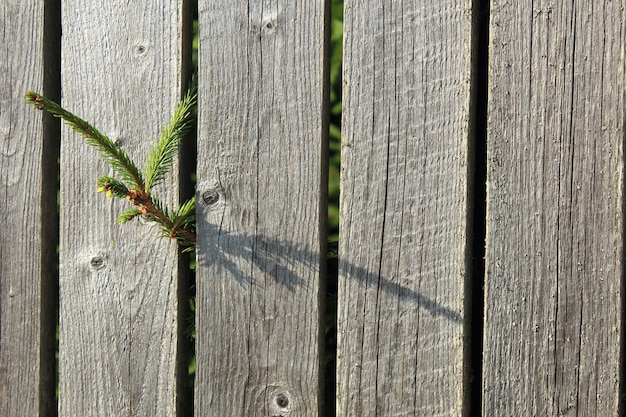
[337,0,474,415]
[0,1,58,416]
[483,1,624,415]
[59,1,188,415]
[195,1,328,415]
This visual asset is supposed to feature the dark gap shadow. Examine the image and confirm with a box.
[41,0,61,415]
[176,1,197,416]
[464,0,489,415]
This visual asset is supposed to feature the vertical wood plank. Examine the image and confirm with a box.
[59,1,189,415]
[337,0,474,415]
[483,1,624,415]
[0,1,59,416]
[195,1,329,415]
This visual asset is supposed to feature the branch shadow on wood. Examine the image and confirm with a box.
[196,223,462,324]
[197,225,310,292]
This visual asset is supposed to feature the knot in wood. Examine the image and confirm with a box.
[134,44,147,56]
[275,393,289,408]
[202,189,220,205]
[90,256,106,270]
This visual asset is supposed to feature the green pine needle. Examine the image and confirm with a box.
[25,91,145,190]
[174,196,196,218]
[172,200,196,231]
[144,77,197,192]
[97,176,130,199]
[116,208,142,224]
[149,197,170,222]
[25,81,198,250]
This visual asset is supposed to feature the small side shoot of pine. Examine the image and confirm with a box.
[25,80,197,251]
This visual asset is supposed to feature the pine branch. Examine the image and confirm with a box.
[97,176,130,199]
[173,195,196,219]
[25,83,198,251]
[170,196,196,245]
[144,76,197,192]
[25,92,145,190]
[116,208,142,224]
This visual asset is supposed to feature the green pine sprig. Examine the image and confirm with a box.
[25,79,197,249]
[145,78,197,193]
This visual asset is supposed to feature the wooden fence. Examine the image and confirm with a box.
[1,1,624,416]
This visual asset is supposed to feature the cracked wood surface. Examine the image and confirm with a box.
[483,2,625,415]
[59,1,189,415]
[195,1,328,416]
[0,1,58,415]
[337,1,474,415]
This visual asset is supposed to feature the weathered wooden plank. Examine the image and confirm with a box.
[59,1,190,415]
[0,1,59,416]
[337,0,474,415]
[195,1,329,415]
[483,2,624,415]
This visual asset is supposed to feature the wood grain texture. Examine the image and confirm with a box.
[337,0,474,415]
[59,1,189,415]
[0,1,59,416]
[483,1,624,415]
[195,1,329,415]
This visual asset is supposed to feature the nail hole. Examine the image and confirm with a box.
[266,22,274,29]
[135,45,146,55]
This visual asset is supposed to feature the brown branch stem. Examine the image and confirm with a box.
[128,190,196,246]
